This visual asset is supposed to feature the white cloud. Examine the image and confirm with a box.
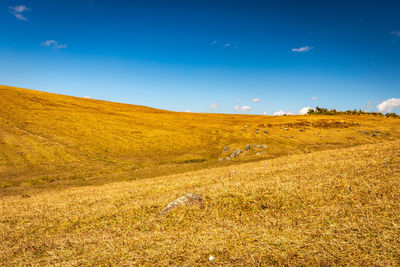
[273,110,294,116]
[377,98,400,113]
[224,43,231,47]
[209,103,219,110]
[237,98,241,102]
[263,111,268,115]
[211,40,218,45]
[241,106,251,112]
[251,97,261,103]
[82,96,91,99]
[298,106,312,115]
[184,109,192,112]
[292,46,313,52]
[9,5,30,21]
[390,31,400,37]
[41,40,67,49]
[312,96,317,101]
[235,105,251,113]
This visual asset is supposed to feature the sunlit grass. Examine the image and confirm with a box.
[1,141,399,265]
[1,85,400,194]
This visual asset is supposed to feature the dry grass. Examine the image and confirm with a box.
[1,85,400,194]
[1,141,400,265]
[1,85,400,265]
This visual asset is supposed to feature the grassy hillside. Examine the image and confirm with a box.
[1,140,399,265]
[1,85,400,193]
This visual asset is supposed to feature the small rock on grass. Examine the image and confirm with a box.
[158,193,203,217]
[230,149,242,158]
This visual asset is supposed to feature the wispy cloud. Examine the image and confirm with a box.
[292,46,313,52]
[41,40,67,49]
[237,98,241,102]
[312,96,317,101]
[82,96,91,99]
[224,43,231,47]
[9,5,30,21]
[184,109,192,112]
[211,40,218,45]
[377,98,400,113]
[390,31,400,37]
[251,97,261,103]
[235,105,251,113]
[209,103,219,110]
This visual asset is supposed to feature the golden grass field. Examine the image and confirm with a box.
[1,85,400,265]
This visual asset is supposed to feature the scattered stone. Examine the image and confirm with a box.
[314,132,319,135]
[244,144,251,151]
[218,158,225,161]
[243,125,247,128]
[223,146,230,152]
[372,130,381,134]
[256,151,266,155]
[290,136,294,138]
[230,149,242,158]
[284,127,289,130]
[299,129,305,132]
[263,130,268,134]
[158,193,203,217]
[257,144,267,149]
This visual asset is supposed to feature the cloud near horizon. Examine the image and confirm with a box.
[9,5,30,21]
[273,106,312,116]
[209,103,219,110]
[292,46,313,52]
[377,98,400,113]
[42,40,67,49]
[312,97,317,101]
[273,110,294,116]
[235,105,251,112]
[298,106,312,115]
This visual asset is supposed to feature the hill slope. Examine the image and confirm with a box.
[1,140,399,265]
[1,85,400,192]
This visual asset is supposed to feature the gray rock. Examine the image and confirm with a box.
[244,144,251,151]
[257,144,267,149]
[158,193,203,217]
[223,146,230,152]
[263,130,268,134]
[230,149,242,158]
[299,129,305,132]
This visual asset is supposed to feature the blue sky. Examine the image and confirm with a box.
[1,0,400,114]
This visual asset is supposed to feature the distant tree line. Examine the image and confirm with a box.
[307,107,400,118]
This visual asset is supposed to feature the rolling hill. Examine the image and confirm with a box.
[1,85,400,265]
[1,84,400,194]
